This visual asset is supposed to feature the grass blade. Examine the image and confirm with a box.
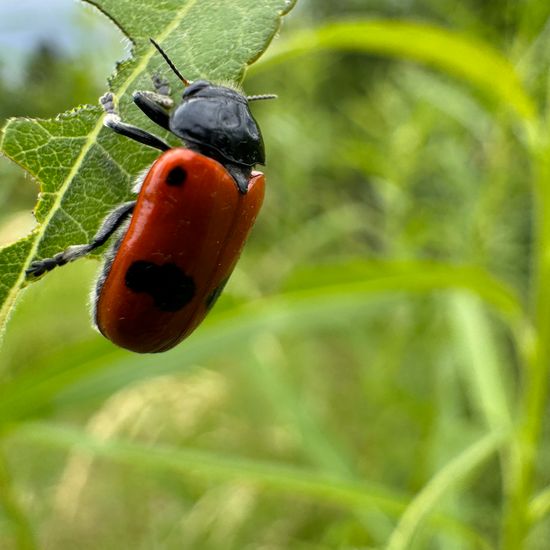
[13,421,491,548]
[253,20,535,120]
[386,432,506,550]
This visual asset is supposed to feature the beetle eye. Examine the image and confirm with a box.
[183,80,210,97]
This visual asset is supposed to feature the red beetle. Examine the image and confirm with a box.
[27,39,274,353]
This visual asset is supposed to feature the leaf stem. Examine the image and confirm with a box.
[502,139,550,548]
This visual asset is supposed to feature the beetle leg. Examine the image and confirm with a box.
[132,73,174,131]
[133,91,171,131]
[152,74,172,98]
[142,74,174,108]
[100,93,170,152]
[26,201,136,277]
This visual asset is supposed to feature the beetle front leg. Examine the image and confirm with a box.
[132,74,174,132]
[152,74,172,99]
[26,201,136,277]
[136,74,174,109]
[132,92,171,131]
[100,93,171,152]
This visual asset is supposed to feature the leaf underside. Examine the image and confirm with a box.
[0,0,295,330]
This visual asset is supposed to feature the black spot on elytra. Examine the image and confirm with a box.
[205,277,229,312]
[125,261,196,312]
[165,166,187,186]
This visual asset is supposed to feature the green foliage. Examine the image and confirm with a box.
[3,0,550,549]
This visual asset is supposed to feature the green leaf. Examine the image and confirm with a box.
[0,0,295,332]
[15,422,405,513]
[283,260,526,324]
[252,19,536,121]
[13,421,491,547]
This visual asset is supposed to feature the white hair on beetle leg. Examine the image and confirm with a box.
[103,113,122,128]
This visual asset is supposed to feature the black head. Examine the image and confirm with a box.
[170,82,265,167]
[150,39,274,194]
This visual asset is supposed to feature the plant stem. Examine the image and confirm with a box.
[0,447,36,550]
[502,140,550,548]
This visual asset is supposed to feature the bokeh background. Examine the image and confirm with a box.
[1,0,549,548]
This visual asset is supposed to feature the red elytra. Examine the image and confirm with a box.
[94,148,265,353]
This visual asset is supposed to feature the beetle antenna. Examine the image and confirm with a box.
[149,38,190,86]
[247,94,278,101]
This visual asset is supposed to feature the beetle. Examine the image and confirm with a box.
[26,39,275,353]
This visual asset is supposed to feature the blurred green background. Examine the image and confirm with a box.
[1,0,550,548]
